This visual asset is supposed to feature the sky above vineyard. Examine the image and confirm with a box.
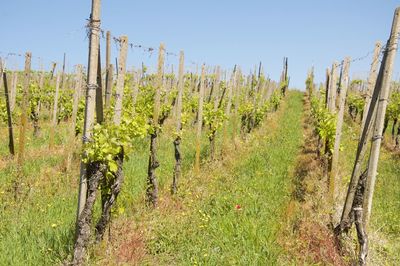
[1,0,400,88]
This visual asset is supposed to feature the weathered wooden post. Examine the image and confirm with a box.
[281,57,288,96]
[3,72,15,155]
[96,44,104,123]
[0,58,3,91]
[66,65,83,171]
[10,71,18,112]
[105,64,113,109]
[76,0,101,219]
[33,71,44,137]
[327,62,338,113]
[113,36,128,125]
[73,0,102,264]
[49,73,61,149]
[324,68,330,107]
[172,51,184,194]
[104,30,112,109]
[146,43,165,207]
[232,68,241,142]
[209,66,221,160]
[61,53,66,90]
[50,62,57,80]
[194,64,206,175]
[223,66,236,142]
[360,41,382,131]
[330,57,351,223]
[131,68,139,113]
[17,52,32,167]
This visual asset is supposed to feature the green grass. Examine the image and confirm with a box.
[1,91,398,265]
[141,91,304,265]
[0,101,233,265]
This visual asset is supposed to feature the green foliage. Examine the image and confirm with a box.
[203,102,226,138]
[0,100,7,123]
[58,89,73,122]
[310,96,336,151]
[181,91,198,127]
[41,82,56,109]
[347,93,365,115]
[82,115,149,178]
[75,99,85,135]
[350,79,363,87]
[279,79,288,93]
[29,83,41,113]
[386,91,400,121]
[269,90,282,111]
[305,73,314,95]
[238,101,253,119]
[82,82,174,181]
[238,89,282,132]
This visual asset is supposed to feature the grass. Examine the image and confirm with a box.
[113,91,305,265]
[1,91,398,265]
[0,95,245,265]
[0,118,214,265]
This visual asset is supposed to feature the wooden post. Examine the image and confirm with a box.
[61,53,66,90]
[17,52,32,167]
[73,0,102,264]
[76,0,101,219]
[328,62,338,113]
[113,36,129,125]
[49,73,61,149]
[96,44,104,123]
[363,8,400,227]
[71,65,83,134]
[339,70,382,231]
[330,57,351,223]
[195,64,205,174]
[105,64,113,109]
[229,66,237,115]
[172,51,184,194]
[0,58,3,92]
[232,68,241,141]
[115,57,118,76]
[50,62,57,81]
[106,31,111,71]
[104,31,112,109]
[37,71,44,117]
[325,63,338,157]
[324,68,330,107]
[66,65,83,171]
[10,71,18,112]
[131,69,139,113]
[281,57,288,96]
[209,66,221,160]
[146,43,165,207]
[223,66,236,140]
[213,66,221,110]
[3,72,15,155]
[152,44,164,128]
[360,41,382,131]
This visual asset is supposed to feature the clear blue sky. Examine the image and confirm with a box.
[1,0,400,88]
